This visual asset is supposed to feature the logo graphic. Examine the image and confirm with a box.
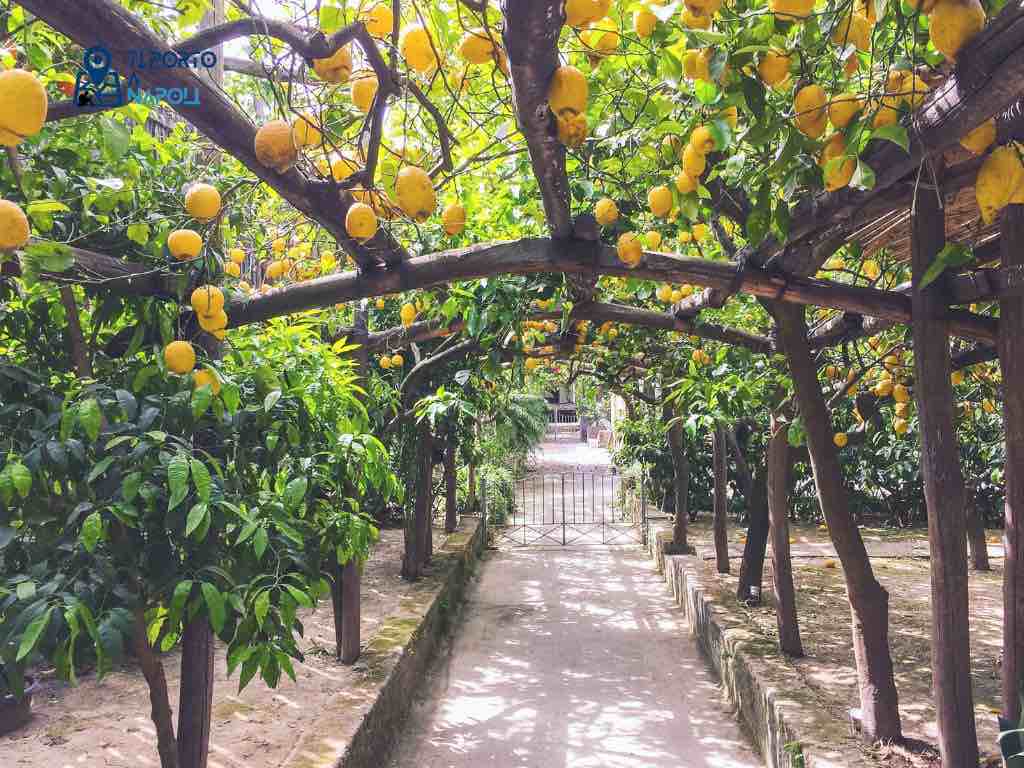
[73,46,124,108]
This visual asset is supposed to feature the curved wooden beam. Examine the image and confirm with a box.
[226,237,998,344]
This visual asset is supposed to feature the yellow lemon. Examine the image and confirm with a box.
[680,8,712,29]
[361,4,394,37]
[862,259,881,280]
[228,247,246,264]
[291,113,322,148]
[390,353,404,368]
[693,223,708,240]
[771,0,816,21]
[682,143,706,177]
[193,369,221,395]
[164,340,196,374]
[459,29,495,64]
[351,70,379,113]
[0,69,47,146]
[312,45,353,83]
[675,170,699,194]
[400,302,417,326]
[616,232,643,268]
[190,285,224,315]
[375,297,386,309]
[831,13,871,50]
[819,133,855,192]
[224,261,241,278]
[690,125,716,155]
[401,25,440,74]
[758,51,791,87]
[929,0,986,61]
[556,112,588,148]
[645,231,662,249]
[657,283,673,302]
[168,229,202,260]
[330,155,361,181]
[635,6,658,37]
[254,120,297,173]
[0,199,29,250]
[548,65,588,116]
[198,310,228,333]
[961,119,996,155]
[828,92,862,129]
[833,432,848,447]
[582,17,620,57]
[795,84,828,137]
[893,417,909,435]
[379,355,391,369]
[395,166,436,222]
[272,237,286,255]
[345,201,378,242]
[442,202,466,235]
[595,197,619,226]
[184,183,221,221]
[977,145,1024,223]
[648,185,673,217]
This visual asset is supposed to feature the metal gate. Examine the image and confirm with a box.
[495,472,646,547]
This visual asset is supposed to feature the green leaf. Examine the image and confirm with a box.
[190,458,212,502]
[126,222,151,246]
[871,124,909,153]
[16,580,36,600]
[122,471,142,502]
[78,398,102,441]
[26,200,71,214]
[741,76,766,121]
[192,383,213,419]
[283,477,308,512]
[920,242,974,289]
[8,462,32,498]
[87,456,116,483]
[167,579,193,631]
[185,502,208,538]
[133,364,159,392]
[284,584,314,609]
[17,607,53,661]
[167,452,190,512]
[693,79,719,105]
[254,590,270,628]
[253,527,269,559]
[100,117,130,160]
[201,582,226,634]
[81,511,103,552]
[263,390,282,412]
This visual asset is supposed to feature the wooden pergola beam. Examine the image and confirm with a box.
[225,238,998,344]
[21,0,406,270]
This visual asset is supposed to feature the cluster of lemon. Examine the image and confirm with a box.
[378,351,404,369]
[819,255,882,281]
[656,283,696,304]
[0,69,46,251]
[690,347,712,366]
[523,319,559,334]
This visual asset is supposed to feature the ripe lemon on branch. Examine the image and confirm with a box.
[594,197,618,226]
[395,166,436,222]
[401,25,440,74]
[312,45,353,83]
[351,71,379,114]
[0,199,30,250]
[168,229,202,260]
[184,183,221,221]
[254,120,298,173]
[345,202,378,242]
[0,69,47,147]
[442,203,466,235]
[190,285,224,316]
[164,341,196,374]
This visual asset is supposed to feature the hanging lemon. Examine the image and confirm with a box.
[168,229,203,260]
[184,183,221,221]
[164,341,196,374]
[190,285,225,316]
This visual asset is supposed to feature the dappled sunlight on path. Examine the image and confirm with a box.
[388,545,760,768]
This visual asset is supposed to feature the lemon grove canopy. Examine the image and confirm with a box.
[0,0,1024,766]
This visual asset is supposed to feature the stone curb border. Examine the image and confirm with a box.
[282,518,485,768]
[646,524,868,768]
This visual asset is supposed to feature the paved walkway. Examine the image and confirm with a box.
[387,441,760,768]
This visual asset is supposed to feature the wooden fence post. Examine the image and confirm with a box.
[910,179,978,766]
[664,403,689,552]
[767,417,803,656]
[1001,203,1024,721]
[444,438,458,533]
[713,422,730,574]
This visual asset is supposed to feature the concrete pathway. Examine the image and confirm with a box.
[387,548,761,768]
[387,441,760,768]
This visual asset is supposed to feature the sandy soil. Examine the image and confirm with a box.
[685,517,1006,767]
[1,526,454,768]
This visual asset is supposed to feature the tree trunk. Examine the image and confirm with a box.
[132,607,178,768]
[1001,203,1024,721]
[965,481,990,572]
[665,404,689,552]
[340,560,360,664]
[773,301,902,742]
[767,419,803,657]
[329,561,344,660]
[728,426,769,602]
[177,617,214,768]
[713,423,730,574]
[444,438,458,533]
[402,421,433,580]
[910,181,979,766]
[59,286,92,378]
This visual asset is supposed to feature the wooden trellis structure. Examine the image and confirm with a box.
[8,0,1024,765]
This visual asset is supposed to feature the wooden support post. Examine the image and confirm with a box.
[767,418,803,657]
[444,438,458,533]
[965,480,990,572]
[911,181,979,766]
[177,617,214,768]
[339,559,360,664]
[773,301,902,742]
[713,423,730,574]
[1001,203,1024,721]
[665,403,690,552]
[729,426,770,603]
